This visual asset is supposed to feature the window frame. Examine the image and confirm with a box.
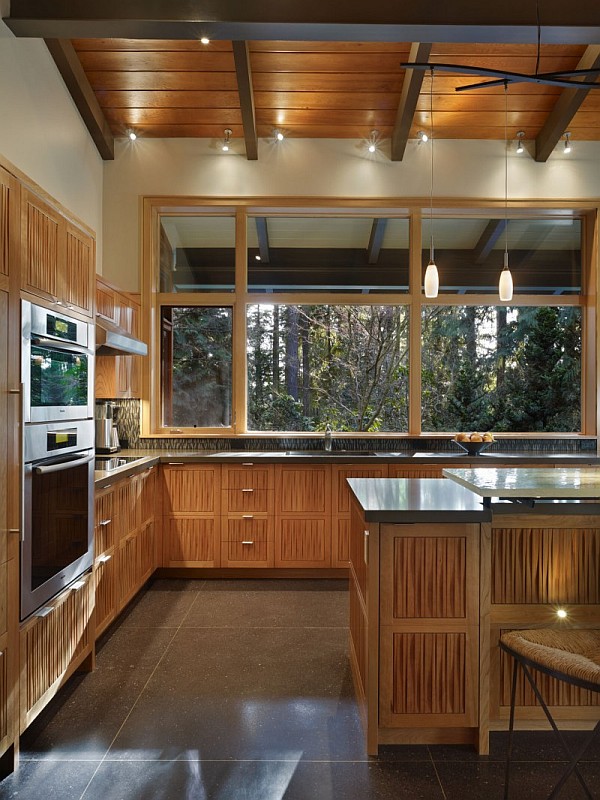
[142,199,596,439]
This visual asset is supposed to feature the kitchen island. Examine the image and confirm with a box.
[347,472,600,755]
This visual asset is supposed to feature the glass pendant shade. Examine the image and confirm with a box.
[499,253,513,302]
[424,260,439,298]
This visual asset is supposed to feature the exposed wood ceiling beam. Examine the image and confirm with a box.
[534,45,600,163]
[5,2,600,43]
[367,219,387,264]
[391,42,432,162]
[44,38,114,160]
[472,219,506,264]
[232,40,258,161]
[255,218,270,262]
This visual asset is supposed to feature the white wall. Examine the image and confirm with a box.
[104,135,600,291]
[0,11,103,267]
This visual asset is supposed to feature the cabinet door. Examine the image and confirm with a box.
[0,166,19,288]
[20,574,94,730]
[96,280,118,325]
[21,189,62,303]
[163,465,221,514]
[276,465,331,515]
[64,223,94,317]
[163,517,220,567]
[95,549,117,636]
[275,518,330,568]
[95,487,116,557]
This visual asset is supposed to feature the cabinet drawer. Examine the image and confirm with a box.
[222,464,274,490]
[222,488,273,514]
[221,539,274,567]
[222,516,272,543]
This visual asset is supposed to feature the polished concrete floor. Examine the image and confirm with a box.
[2,578,599,799]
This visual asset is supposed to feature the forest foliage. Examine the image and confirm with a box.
[168,304,581,433]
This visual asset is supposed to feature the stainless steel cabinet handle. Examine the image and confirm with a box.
[34,452,94,474]
[242,462,254,466]
[71,579,86,591]
[241,488,254,493]
[98,519,112,527]
[8,528,20,534]
[241,541,254,545]
[8,388,20,394]
[242,515,254,519]
[167,461,184,465]
[364,530,369,565]
[98,554,112,563]
[35,606,55,618]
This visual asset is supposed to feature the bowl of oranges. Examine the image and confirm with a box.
[453,431,495,456]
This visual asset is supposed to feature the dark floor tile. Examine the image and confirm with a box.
[20,627,175,761]
[0,759,99,799]
[183,582,348,628]
[107,627,368,761]
[197,579,348,593]
[436,759,600,800]
[117,579,202,628]
[82,758,444,800]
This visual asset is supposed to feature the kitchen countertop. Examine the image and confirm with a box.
[346,477,491,522]
[93,448,600,488]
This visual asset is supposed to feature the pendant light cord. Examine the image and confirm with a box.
[430,67,434,262]
[504,80,508,262]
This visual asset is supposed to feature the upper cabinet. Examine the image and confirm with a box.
[0,166,19,291]
[21,188,95,318]
[95,277,143,399]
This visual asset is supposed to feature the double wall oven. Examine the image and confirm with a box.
[20,301,95,620]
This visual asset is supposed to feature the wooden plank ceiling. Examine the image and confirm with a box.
[71,39,600,155]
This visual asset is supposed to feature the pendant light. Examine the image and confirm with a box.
[499,82,514,302]
[424,67,439,298]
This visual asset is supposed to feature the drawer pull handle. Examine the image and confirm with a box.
[71,579,86,591]
[241,488,254,493]
[242,515,254,519]
[241,541,254,545]
[167,461,184,465]
[35,606,55,618]
[242,462,254,466]
[98,519,112,527]
[364,530,369,565]
[98,554,112,563]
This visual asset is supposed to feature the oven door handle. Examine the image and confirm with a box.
[34,452,94,475]
[31,336,92,356]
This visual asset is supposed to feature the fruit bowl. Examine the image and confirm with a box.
[452,440,491,456]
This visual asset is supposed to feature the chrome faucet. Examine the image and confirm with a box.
[324,423,333,452]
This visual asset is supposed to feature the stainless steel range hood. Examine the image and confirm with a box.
[95,320,148,356]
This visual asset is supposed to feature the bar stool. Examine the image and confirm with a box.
[500,629,600,800]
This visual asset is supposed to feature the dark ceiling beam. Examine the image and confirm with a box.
[232,40,258,161]
[534,45,600,163]
[44,38,114,160]
[391,42,432,162]
[4,2,600,43]
[367,219,387,264]
[255,218,270,262]
[472,219,506,264]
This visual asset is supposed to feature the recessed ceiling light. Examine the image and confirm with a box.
[128,131,137,141]
[417,130,429,143]
[255,254,261,261]
[222,129,232,152]
[564,131,572,154]
[200,37,210,45]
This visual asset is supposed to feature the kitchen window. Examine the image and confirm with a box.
[150,204,590,437]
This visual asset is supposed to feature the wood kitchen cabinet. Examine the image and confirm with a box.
[94,484,119,636]
[221,464,274,567]
[332,465,388,567]
[20,187,94,318]
[162,463,221,567]
[275,465,332,568]
[19,572,94,731]
[95,277,143,399]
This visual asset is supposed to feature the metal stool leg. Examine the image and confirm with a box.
[503,656,519,800]
[548,720,600,800]
[520,662,595,800]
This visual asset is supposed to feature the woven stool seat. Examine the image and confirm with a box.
[501,629,600,690]
[500,627,600,799]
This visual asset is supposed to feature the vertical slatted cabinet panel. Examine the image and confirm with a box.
[275,465,332,568]
[94,485,118,636]
[487,513,600,728]
[19,573,94,731]
[162,464,221,567]
[20,188,62,303]
[378,523,480,733]
[221,464,274,567]
[64,223,94,318]
[332,465,388,567]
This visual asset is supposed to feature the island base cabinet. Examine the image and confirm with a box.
[19,573,94,731]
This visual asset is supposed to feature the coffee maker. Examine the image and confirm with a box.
[95,402,120,453]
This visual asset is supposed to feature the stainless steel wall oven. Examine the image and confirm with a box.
[20,300,95,619]
[21,300,94,423]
